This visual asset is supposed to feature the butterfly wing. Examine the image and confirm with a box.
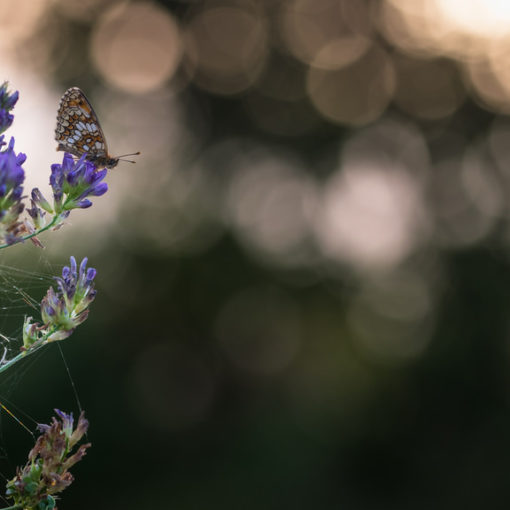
[55,87,110,160]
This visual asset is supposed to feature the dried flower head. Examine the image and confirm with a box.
[6,409,90,510]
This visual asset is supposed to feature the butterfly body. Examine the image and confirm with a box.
[55,87,136,169]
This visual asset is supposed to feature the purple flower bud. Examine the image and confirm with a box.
[0,110,13,132]
[70,256,77,276]
[54,409,74,438]
[26,200,46,229]
[31,188,53,213]
[11,185,22,200]
[79,257,88,277]
[0,136,25,241]
[90,182,108,196]
[15,151,26,166]
[0,83,17,134]
[77,199,92,208]
[67,168,80,185]
[3,89,18,110]
[86,267,96,282]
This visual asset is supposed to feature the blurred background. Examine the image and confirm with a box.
[0,0,510,508]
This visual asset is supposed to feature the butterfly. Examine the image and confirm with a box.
[55,87,139,169]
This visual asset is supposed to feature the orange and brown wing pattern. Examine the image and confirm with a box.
[55,87,119,169]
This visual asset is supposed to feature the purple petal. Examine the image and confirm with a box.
[62,153,75,171]
[86,267,96,282]
[77,199,92,208]
[90,182,108,196]
[70,256,77,278]
[79,257,88,279]
[4,90,18,109]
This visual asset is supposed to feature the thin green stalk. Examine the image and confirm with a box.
[0,214,60,250]
[1,504,23,509]
[0,328,56,376]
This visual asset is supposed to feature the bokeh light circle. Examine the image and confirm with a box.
[307,44,395,126]
[184,5,269,95]
[91,3,182,94]
[393,54,466,120]
[280,0,373,68]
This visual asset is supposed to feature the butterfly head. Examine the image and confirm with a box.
[106,157,120,169]
[95,155,120,169]
[88,152,140,170]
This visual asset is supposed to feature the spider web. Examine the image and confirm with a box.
[0,261,56,365]
[0,256,65,490]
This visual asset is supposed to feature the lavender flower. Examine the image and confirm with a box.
[23,256,97,348]
[43,152,107,213]
[5,409,90,510]
[0,136,26,244]
[0,82,18,134]
[26,196,46,230]
[55,256,97,311]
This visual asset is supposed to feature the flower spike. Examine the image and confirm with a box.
[6,409,90,510]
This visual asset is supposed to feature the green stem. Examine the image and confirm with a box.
[0,214,60,250]
[1,504,23,509]
[0,328,56,376]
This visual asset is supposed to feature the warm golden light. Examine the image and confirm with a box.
[381,0,510,59]
[0,0,48,43]
[464,58,510,113]
[379,0,510,110]
[434,0,510,38]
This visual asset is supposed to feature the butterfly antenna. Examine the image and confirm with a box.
[117,151,141,158]
[117,151,140,164]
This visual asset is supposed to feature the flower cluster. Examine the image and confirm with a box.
[31,153,108,224]
[0,136,26,244]
[0,82,18,134]
[6,409,90,510]
[23,256,97,348]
